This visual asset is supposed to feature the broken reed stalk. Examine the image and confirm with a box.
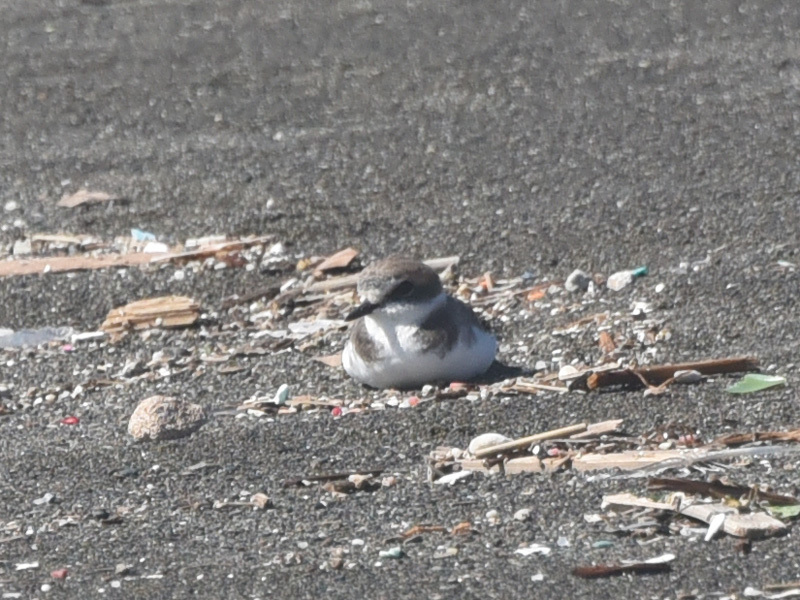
[587,357,759,390]
[473,423,587,458]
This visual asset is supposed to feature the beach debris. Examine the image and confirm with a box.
[712,428,800,446]
[726,373,787,394]
[565,269,592,293]
[646,477,800,506]
[0,326,73,348]
[434,471,473,486]
[378,547,404,559]
[100,296,200,337]
[128,395,207,442]
[768,505,800,520]
[602,492,787,538]
[57,189,116,208]
[282,468,384,489]
[606,266,648,291]
[0,234,272,277]
[515,543,551,557]
[467,433,512,456]
[597,330,616,355]
[573,553,674,578]
[314,247,359,275]
[472,423,589,458]
[429,417,800,482]
[313,353,344,368]
[586,357,759,391]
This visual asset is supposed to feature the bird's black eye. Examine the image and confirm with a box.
[391,280,414,299]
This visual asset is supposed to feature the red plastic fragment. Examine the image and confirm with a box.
[60,416,80,425]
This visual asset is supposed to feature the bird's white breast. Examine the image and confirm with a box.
[343,294,496,389]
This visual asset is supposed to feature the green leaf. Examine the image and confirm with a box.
[725,374,787,394]
[767,505,800,520]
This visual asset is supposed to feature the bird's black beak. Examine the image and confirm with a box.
[345,300,379,321]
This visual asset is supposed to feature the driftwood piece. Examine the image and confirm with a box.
[587,357,759,390]
[101,296,200,334]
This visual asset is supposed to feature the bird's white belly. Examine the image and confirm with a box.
[343,320,496,389]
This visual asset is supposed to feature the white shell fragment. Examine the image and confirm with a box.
[673,369,704,384]
[128,395,207,442]
[468,433,512,456]
[434,470,473,486]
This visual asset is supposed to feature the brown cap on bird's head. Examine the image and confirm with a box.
[345,256,443,321]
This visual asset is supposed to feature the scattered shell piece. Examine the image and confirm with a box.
[468,433,512,456]
[514,508,532,522]
[673,369,703,384]
[434,471,473,486]
[515,543,551,557]
[433,546,458,559]
[128,395,207,442]
[486,509,501,525]
[272,384,290,405]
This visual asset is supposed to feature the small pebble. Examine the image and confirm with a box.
[564,269,592,293]
[485,509,501,525]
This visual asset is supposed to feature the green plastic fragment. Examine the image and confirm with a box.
[725,373,787,394]
[631,266,649,278]
[767,505,800,520]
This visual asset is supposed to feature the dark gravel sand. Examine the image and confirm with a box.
[2,1,800,598]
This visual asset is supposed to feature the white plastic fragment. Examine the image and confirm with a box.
[515,543,551,557]
[705,512,727,541]
[434,471,473,486]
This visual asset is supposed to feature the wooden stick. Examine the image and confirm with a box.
[587,357,759,390]
[473,423,587,458]
[0,235,273,278]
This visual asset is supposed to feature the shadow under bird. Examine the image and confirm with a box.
[342,256,497,389]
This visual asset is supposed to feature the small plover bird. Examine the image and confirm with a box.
[342,256,497,389]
